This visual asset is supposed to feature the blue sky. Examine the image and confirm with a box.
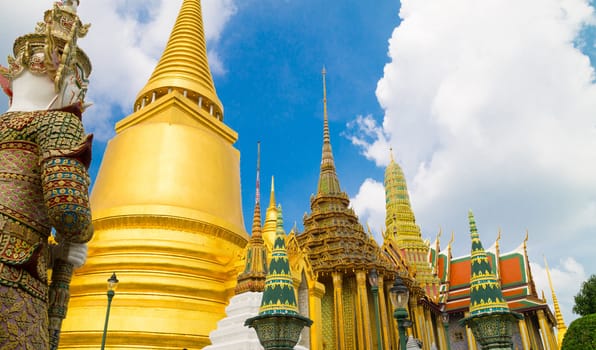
[1,0,596,326]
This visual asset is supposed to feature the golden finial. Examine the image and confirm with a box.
[448,231,455,247]
[544,256,555,292]
[389,147,395,163]
[322,66,329,144]
[268,176,276,209]
[544,256,568,345]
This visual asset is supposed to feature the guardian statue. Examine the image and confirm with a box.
[0,1,93,348]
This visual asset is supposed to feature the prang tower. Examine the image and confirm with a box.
[60,0,248,348]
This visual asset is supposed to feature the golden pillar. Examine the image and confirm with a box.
[464,312,478,350]
[378,278,392,350]
[527,314,541,349]
[424,307,436,349]
[537,309,556,350]
[438,316,449,350]
[411,300,425,342]
[309,282,325,350]
[518,318,531,350]
[332,272,346,349]
[355,271,373,349]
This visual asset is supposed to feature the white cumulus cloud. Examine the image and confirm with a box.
[531,258,587,323]
[350,178,386,243]
[350,0,596,323]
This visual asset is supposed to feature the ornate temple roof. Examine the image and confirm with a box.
[384,151,418,244]
[435,225,550,315]
[297,68,393,276]
[236,142,268,294]
[259,206,300,315]
[383,151,440,299]
[134,0,223,120]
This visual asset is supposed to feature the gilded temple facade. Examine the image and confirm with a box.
[5,0,564,349]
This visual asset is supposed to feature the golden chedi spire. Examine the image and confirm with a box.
[61,1,247,348]
[544,257,567,346]
[262,176,278,250]
[134,0,223,120]
[384,148,440,299]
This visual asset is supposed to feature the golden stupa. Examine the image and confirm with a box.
[59,0,248,348]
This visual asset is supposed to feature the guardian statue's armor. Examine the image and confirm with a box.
[0,1,93,348]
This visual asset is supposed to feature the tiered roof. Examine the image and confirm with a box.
[383,151,440,298]
[258,206,299,315]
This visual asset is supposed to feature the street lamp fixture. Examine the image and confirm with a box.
[368,269,383,350]
[389,276,410,350]
[368,268,379,288]
[101,273,119,350]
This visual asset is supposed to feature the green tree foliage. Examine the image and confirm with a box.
[573,274,596,316]
[561,314,596,350]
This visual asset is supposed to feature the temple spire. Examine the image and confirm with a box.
[467,210,510,316]
[134,0,223,119]
[258,205,300,315]
[544,257,567,346]
[252,142,262,236]
[317,67,341,194]
[384,149,439,298]
[463,211,522,350]
[235,142,268,294]
[384,148,417,242]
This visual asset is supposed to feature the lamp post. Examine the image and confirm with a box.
[442,312,451,350]
[100,273,119,350]
[368,269,383,350]
[389,276,410,350]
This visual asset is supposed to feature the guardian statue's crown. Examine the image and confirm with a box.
[1,1,91,94]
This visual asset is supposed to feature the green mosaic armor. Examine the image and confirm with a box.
[0,109,92,302]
